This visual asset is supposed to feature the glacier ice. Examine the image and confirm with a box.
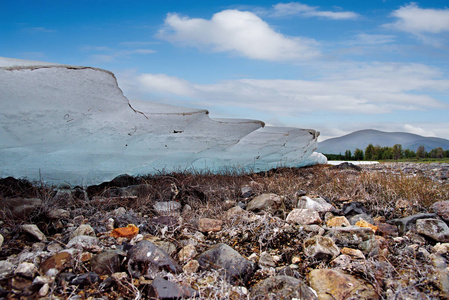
[0,57,326,186]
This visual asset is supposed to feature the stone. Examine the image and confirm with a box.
[308,269,379,300]
[433,243,449,255]
[341,202,367,216]
[0,260,14,277]
[110,224,139,239]
[341,247,365,259]
[155,240,177,257]
[150,276,197,299]
[298,196,334,213]
[39,283,50,297]
[70,224,96,238]
[250,275,318,300]
[183,260,200,274]
[0,234,3,248]
[39,251,74,276]
[90,250,121,275]
[178,244,197,263]
[355,219,378,233]
[389,213,437,235]
[432,200,449,222]
[47,208,70,219]
[225,206,247,219]
[303,236,340,260]
[330,162,362,171]
[327,216,350,227]
[198,218,222,232]
[348,213,374,225]
[11,276,33,291]
[21,224,47,242]
[66,235,99,249]
[258,251,276,268]
[14,262,37,278]
[196,243,256,285]
[71,272,99,286]
[326,225,374,247]
[330,254,353,271]
[246,193,282,214]
[359,236,389,257]
[416,218,449,242]
[286,208,321,225]
[127,240,181,278]
[375,222,399,237]
[153,201,181,215]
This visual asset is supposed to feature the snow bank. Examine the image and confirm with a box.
[0,57,326,185]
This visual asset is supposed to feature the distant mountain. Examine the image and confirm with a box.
[318,129,449,154]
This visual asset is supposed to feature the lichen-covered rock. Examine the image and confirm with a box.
[304,236,340,260]
[251,275,318,300]
[196,243,256,285]
[286,208,321,225]
[416,218,449,242]
[326,225,374,246]
[327,216,350,227]
[308,269,379,300]
[66,235,99,250]
[432,200,449,222]
[127,240,181,278]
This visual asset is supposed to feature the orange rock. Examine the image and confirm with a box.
[355,219,378,233]
[111,224,139,239]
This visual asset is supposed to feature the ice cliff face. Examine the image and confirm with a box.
[0,57,326,185]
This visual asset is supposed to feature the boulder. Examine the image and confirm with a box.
[196,243,256,285]
[246,193,282,214]
[251,275,318,300]
[303,236,340,260]
[127,240,181,278]
[286,208,321,225]
[416,218,449,242]
[308,269,379,300]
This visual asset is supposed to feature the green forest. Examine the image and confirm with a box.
[324,144,449,161]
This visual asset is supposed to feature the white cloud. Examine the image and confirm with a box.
[158,10,320,61]
[354,33,396,45]
[83,45,155,63]
[385,3,449,34]
[124,62,449,118]
[403,124,436,137]
[272,2,359,20]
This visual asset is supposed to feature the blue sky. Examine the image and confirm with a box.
[1,0,449,140]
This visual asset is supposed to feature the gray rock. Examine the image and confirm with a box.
[431,200,449,222]
[0,260,15,277]
[297,196,334,213]
[21,224,47,242]
[246,193,282,214]
[326,226,374,247]
[250,275,318,300]
[286,208,321,225]
[14,262,37,278]
[66,235,99,249]
[70,224,95,238]
[389,213,437,235]
[90,251,121,275]
[303,236,340,260]
[416,218,449,242]
[150,276,197,299]
[71,272,99,286]
[0,234,3,249]
[258,251,276,268]
[196,243,256,285]
[127,240,181,278]
[348,213,374,225]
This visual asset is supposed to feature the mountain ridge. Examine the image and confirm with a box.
[318,129,449,154]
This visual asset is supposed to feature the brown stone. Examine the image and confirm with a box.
[308,269,379,300]
[199,218,222,232]
[39,251,73,276]
[111,224,139,239]
[356,219,378,233]
[327,216,350,227]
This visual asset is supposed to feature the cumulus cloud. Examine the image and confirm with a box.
[125,62,449,118]
[385,3,449,35]
[271,2,359,20]
[158,10,320,61]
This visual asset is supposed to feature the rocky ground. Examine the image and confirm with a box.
[1,162,449,299]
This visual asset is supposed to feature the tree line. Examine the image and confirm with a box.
[324,144,449,161]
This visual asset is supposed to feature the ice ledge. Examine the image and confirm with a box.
[0,57,326,185]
